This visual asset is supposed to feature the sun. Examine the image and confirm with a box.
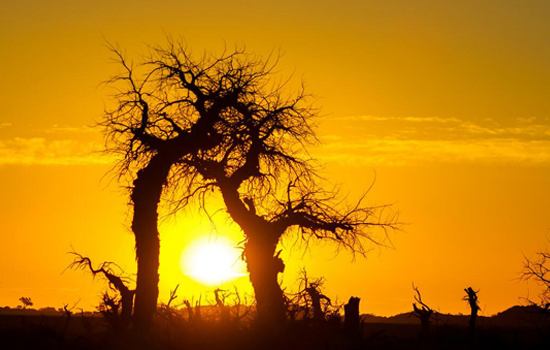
[180,236,247,286]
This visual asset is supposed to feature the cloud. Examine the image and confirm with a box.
[337,115,461,124]
[317,116,550,166]
[315,138,550,166]
[0,138,112,165]
[45,125,95,134]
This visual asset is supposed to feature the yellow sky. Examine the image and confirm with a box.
[1,0,550,316]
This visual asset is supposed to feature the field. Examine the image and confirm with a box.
[1,306,549,350]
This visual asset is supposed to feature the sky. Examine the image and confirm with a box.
[1,0,550,316]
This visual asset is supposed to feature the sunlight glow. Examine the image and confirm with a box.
[180,236,247,286]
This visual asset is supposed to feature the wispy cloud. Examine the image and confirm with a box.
[45,125,96,134]
[315,138,550,166]
[330,115,550,140]
[0,138,111,165]
[318,116,550,166]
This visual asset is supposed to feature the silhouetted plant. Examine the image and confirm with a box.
[176,60,399,329]
[213,289,231,324]
[463,287,480,337]
[57,302,78,335]
[68,252,135,331]
[183,296,202,325]
[285,270,343,327]
[155,285,188,340]
[412,283,433,338]
[19,297,33,309]
[522,245,550,315]
[210,287,253,327]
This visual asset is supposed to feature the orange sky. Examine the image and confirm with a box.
[2,0,550,316]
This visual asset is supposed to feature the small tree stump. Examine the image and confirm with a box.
[344,297,361,334]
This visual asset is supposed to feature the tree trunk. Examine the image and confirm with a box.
[420,317,430,338]
[130,153,173,333]
[469,310,477,337]
[119,290,134,331]
[244,234,286,329]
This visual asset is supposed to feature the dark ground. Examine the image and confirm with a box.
[1,312,549,350]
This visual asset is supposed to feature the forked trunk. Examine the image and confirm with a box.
[244,234,286,329]
[130,153,173,333]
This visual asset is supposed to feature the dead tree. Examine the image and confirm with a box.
[287,270,334,323]
[214,289,231,324]
[58,302,78,335]
[101,40,279,332]
[68,252,135,331]
[305,285,331,322]
[299,271,332,322]
[344,297,361,334]
[180,79,399,328]
[412,284,433,338]
[463,287,480,336]
[522,246,550,315]
[183,296,202,325]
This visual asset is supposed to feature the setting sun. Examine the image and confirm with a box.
[180,236,247,286]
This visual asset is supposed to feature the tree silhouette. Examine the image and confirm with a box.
[463,287,480,337]
[101,40,280,332]
[19,297,33,309]
[68,252,135,331]
[412,283,433,338]
[177,59,399,327]
[286,269,335,323]
[522,245,550,315]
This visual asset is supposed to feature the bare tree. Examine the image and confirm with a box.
[412,283,433,338]
[68,252,135,330]
[286,269,335,323]
[177,59,399,328]
[183,296,202,325]
[463,287,480,336]
[100,39,286,332]
[522,246,550,315]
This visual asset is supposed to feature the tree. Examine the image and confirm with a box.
[177,56,399,328]
[19,297,33,309]
[286,269,335,323]
[68,252,135,331]
[101,40,277,332]
[522,245,550,315]
[463,287,480,336]
[412,284,433,338]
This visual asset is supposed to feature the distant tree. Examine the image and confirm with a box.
[463,287,480,336]
[101,40,281,332]
[19,297,33,309]
[412,284,433,338]
[522,245,550,315]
